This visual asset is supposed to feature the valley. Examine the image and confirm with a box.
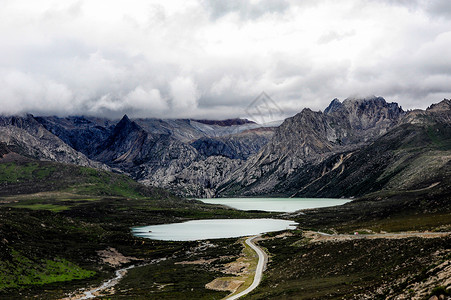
[0,97,450,299]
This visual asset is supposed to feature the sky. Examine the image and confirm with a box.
[0,0,450,122]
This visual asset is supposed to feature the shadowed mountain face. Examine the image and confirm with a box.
[33,116,116,157]
[1,97,449,199]
[0,115,106,169]
[191,128,275,160]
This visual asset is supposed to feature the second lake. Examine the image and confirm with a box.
[198,197,351,212]
[132,219,298,241]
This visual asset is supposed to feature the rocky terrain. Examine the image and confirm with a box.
[31,114,275,197]
[218,98,451,198]
[1,97,450,199]
[218,96,407,196]
[0,115,106,169]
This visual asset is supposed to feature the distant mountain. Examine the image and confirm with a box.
[192,118,255,126]
[1,97,449,199]
[218,96,406,196]
[133,118,264,143]
[0,115,106,169]
[32,115,273,197]
[34,115,116,157]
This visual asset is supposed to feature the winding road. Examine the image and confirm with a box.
[226,235,267,300]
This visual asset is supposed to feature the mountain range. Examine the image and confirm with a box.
[1,96,450,199]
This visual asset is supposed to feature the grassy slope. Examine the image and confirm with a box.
[249,233,450,299]
[274,122,451,198]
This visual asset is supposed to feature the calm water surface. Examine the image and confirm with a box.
[198,198,350,212]
[132,219,298,241]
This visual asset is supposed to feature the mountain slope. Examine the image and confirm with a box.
[191,127,274,160]
[218,99,451,198]
[35,115,274,197]
[34,115,116,157]
[0,115,105,169]
[5,97,449,199]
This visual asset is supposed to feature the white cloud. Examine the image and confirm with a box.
[0,0,450,119]
[0,70,74,115]
[125,86,168,113]
[170,76,200,113]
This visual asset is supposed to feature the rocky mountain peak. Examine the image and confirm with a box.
[427,99,451,112]
[342,95,382,103]
[118,114,131,125]
[342,96,389,111]
[114,114,140,134]
[0,114,39,129]
[324,98,343,114]
[325,96,404,117]
[336,96,404,131]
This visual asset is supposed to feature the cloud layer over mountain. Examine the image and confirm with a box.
[1,0,450,121]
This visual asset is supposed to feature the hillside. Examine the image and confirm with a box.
[0,115,105,169]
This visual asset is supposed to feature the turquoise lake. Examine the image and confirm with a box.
[198,197,351,212]
[132,219,298,241]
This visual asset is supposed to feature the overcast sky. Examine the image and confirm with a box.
[0,0,450,121]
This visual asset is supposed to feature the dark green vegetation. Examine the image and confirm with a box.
[112,238,243,299]
[0,160,161,199]
[0,251,95,290]
[249,232,450,299]
[0,159,272,299]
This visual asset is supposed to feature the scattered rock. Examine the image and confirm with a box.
[205,278,244,292]
[97,247,139,267]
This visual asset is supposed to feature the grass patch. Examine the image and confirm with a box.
[0,250,95,290]
[12,203,70,212]
[335,212,451,234]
